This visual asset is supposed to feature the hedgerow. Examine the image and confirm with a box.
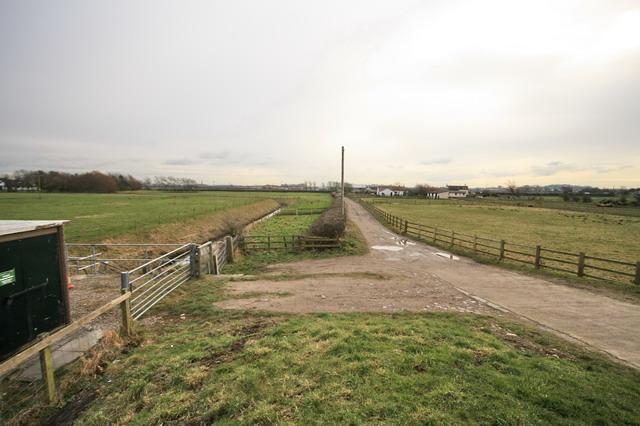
[307,194,346,238]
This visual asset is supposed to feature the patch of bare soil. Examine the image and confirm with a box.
[214,199,506,315]
[216,273,500,315]
[67,274,121,330]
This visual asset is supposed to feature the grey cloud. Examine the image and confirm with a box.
[419,158,452,166]
[199,150,231,160]
[165,157,198,166]
[596,165,633,174]
[531,162,577,177]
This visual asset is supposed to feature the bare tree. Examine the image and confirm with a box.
[506,181,520,197]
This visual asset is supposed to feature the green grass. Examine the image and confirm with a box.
[368,199,640,264]
[246,193,333,236]
[19,277,640,425]
[0,191,331,243]
[370,195,640,217]
[228,216,369,275]
[250,214,319,235]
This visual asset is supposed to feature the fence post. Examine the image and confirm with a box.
[143,246,150,274]
[433,227,437,242]
[225,236,235,263]
[213,253,219,275]
[450,231,455,247]
[39,344,56,402]
[418,224,423,239]
[635,261,640,285]
[190,244,200,278]
[578,252,586,277]
[535,246,541,269]
[473,235,477,253]
[403,220,408,234]
[499,240,505,260]
[91,244,96,274]
[120,272,133,337]
[208,244,214,275]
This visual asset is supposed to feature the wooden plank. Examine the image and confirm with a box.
[40,345,56,402]
[0,292,131,376]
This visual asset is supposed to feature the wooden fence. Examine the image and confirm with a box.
[279,207,327,216]
[0,292,133,404]
[240,235,340,252]
[359,199,640,285]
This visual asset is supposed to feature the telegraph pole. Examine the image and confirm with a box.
[341,146,345,215]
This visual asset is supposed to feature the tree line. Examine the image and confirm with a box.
[0,170,204,193]
[1,170,143,193]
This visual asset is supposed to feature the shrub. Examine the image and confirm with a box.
[307,195,346,238]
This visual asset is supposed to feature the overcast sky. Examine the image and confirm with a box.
[1,1,639,188]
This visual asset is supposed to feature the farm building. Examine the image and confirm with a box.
[377,185,406,197]
[0,220,71,360]
[427,185,469,199]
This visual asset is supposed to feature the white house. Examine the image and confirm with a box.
[377,185,405,197]
[427,185,469,199]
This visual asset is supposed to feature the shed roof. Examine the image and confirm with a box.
[0,220,69,237]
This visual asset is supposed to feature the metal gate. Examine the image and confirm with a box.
[121,244,194,320]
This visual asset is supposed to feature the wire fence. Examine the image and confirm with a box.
[358,198,640,285]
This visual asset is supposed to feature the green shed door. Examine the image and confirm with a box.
[1,233,65,360]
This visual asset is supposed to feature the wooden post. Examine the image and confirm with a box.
[473,235,477,253]
[535,246,541,269]
[120,272,133,337]
[499,240,505,260]
[208,245,214,275]
[39,345,56,402]
[634,261,640,285]
[213,253,219,275]
[225,236,235,263]
[578,252,585,277]
[403,220,408,234]
[450,231,455,247]
[418,224,423,239]
[433,227,437,242]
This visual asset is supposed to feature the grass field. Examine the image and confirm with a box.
[9,277,640,425]
[4,194,640,424]
[0,191,331,243]
[367,198,640,263]
[246,193,333,236]
[372,195,640,217]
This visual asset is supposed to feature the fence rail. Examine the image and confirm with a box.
[358,199,640,285]
[240,235,340,252]
[279,207,327,216]
[67,243,186,274]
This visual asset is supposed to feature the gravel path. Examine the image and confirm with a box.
[217,198,640,368]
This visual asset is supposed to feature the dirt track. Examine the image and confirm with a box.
[217,198,640,369]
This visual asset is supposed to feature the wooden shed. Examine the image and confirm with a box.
[0,220,71,360]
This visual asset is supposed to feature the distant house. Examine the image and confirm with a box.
[377,185,406,197]
[427,185,469,199]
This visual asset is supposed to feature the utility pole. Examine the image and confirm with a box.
[341,146,345,215]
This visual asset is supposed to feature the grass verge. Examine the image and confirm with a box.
[24,277,640,425]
